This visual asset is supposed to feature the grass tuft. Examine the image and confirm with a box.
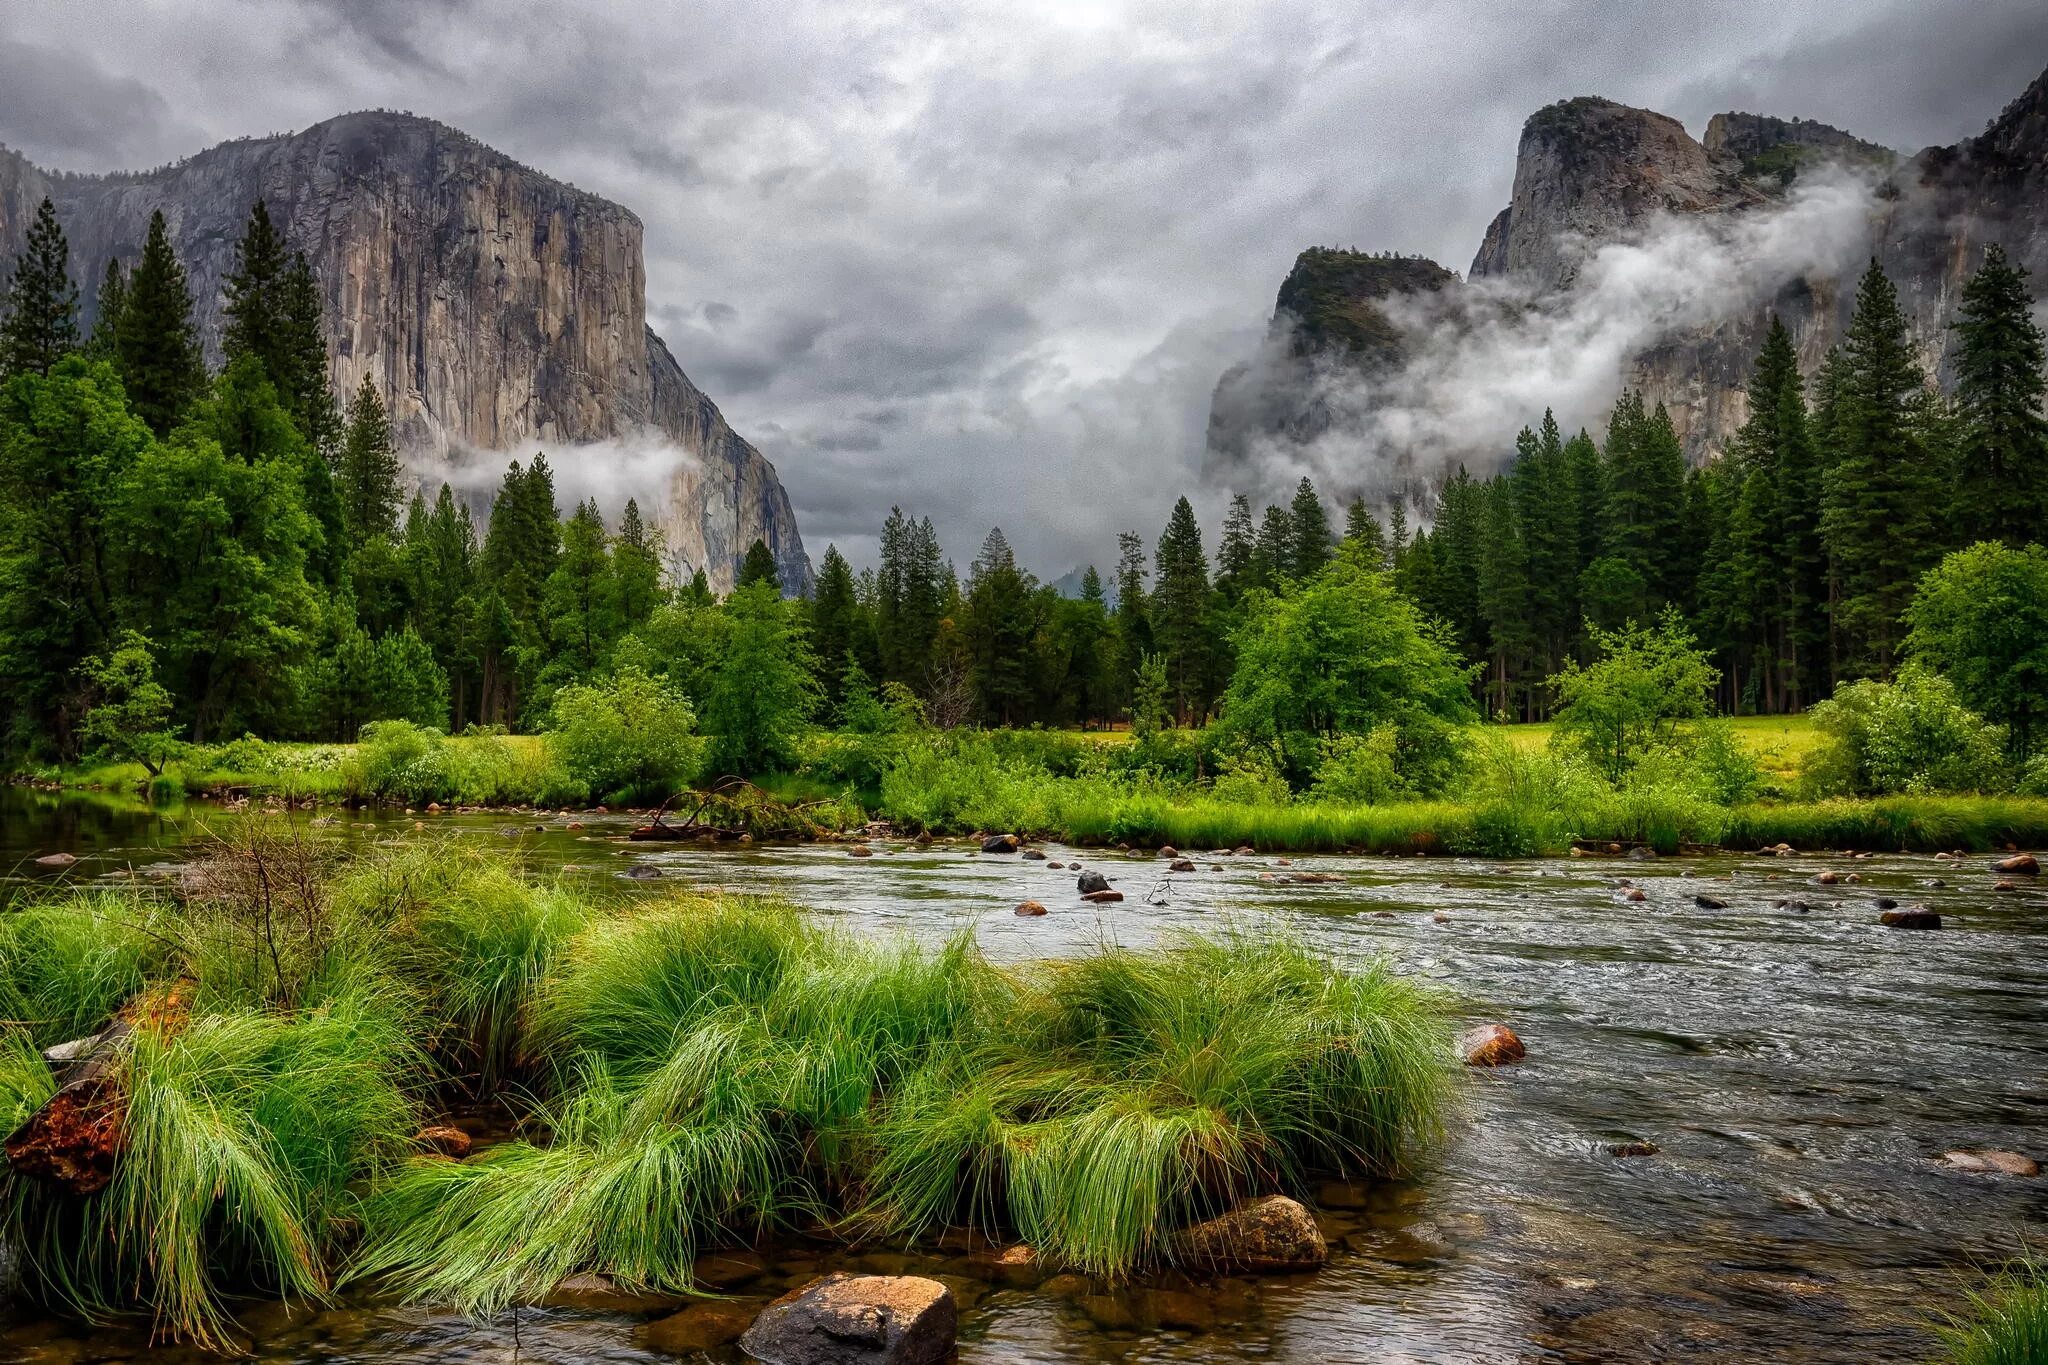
[1939,1262,2048,1365]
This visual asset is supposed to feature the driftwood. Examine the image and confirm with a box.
[4,1021,133,1194]
[628,778,843,843]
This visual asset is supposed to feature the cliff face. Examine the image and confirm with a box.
[0,112,809,593]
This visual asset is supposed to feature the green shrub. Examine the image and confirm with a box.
[0,891,170,1046]
[546,666,702,804]
[1311,726,1411,804]
[1804,667,2008,796]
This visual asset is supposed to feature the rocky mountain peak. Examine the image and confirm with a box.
[1470,96,1764,286]
[1273,248,1456,367]
[1702,112,1896,183]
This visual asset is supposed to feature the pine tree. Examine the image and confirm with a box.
[1152,495,1211,723]
[86,258,125,361]
[1388,498,1409,559]
[336,376,404,541]
[1475,478,1533,717]
[543,499,612,677]
[223,200,287,375]
[809,544,863,713]
[1250,503,1292,590]
[1287,476,1332,580]
[115,211,206,436]
[609,498,664,632]
[737,539,780,591]
[1111,530,1151,717]
[962,527,1035,725]
[1952,243,2048,547]
[278,252,340,452]
[0,198,79,378]
[1342,495,1388,568]
[1215,493,1255,599]
[1821,259,1943,680]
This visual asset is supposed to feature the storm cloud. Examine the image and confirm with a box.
[1,0,2039,578]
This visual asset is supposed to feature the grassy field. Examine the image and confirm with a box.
[1500,714,1822,783]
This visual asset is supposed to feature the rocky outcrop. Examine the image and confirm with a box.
[739,1273,956,1365]
[1210,61,2048,480]
[0,112,809,593]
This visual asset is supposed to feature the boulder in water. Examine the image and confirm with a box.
[739,1273,956,1365]
[1014,900,1048,917]
[1993,852,2039,875]
[1173,1195,1328,1273]
[981,835,1021,854]
[1169,858,1197,872]
[33,852,77,868]
[1077,869,1110,895]
[1880,906,1941,930]
[1083,889,1124,903]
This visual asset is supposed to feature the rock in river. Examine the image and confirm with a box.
[1880,906,1941,930]
[1693,894,1728,910]
[1084,890,1124,903]
[1076,869,1111,895]
[1014,900,1048,917]
[739,1273,956,1365]
[1169,858,1197,872]
[1993,852,2039,875]
[1460,1024,1526,1066]
[981,834,1021,854]
[1173,1194,1328,1273]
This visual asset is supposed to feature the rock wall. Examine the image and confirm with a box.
[0,112,809,593]
[1213,63,2048,480]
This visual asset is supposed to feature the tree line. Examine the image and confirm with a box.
[4,183,2043,761]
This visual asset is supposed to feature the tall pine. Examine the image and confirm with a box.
[1152,495,1211,723]
[1820,259,1943,680]
[1,198,79,378]
[1951,243,2048,546]
[115,211,206,436]
[337,376,404,541]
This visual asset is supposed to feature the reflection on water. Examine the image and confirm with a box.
[3,787,2045,1362]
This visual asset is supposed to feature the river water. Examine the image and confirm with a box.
[2,786,2044,1363]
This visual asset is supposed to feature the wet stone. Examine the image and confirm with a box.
[739,1273,956,1365]
[643,1299,760,1355]
[1461,1023,1526,1066]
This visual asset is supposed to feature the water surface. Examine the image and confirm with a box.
[2,787,2043,1362]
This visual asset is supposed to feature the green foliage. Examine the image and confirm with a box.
[1548,609,1717,780]
[1937,1262,2048,1365]
[1951,245,2048,548]
[1804,666,2008,796]
[1221,554,1474,786]
[0,891,170,1046]
[1310,725,1411,804]
[737,538,780,589]
[336,376,403,541]
[1906,541,2048,759]
[1130,651,1172,741]
[114,211,205,436]
[701,582,819,775]
[0,198,79,379]
[547,665,701,802]
[77,629,182,776]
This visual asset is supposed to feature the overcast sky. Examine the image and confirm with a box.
[2,0,2042,576]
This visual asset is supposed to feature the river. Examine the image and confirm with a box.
[2,786,2043,1363]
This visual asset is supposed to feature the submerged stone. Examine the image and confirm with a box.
[645,1300,759,1354]
[1880,906,1940,929]
[1993,852,2039,875]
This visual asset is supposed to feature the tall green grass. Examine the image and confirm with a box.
[0,891,171,1046]
[3,991,420,1349]
[1939,1263,2048,1365]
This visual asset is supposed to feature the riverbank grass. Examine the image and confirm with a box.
[0,842,1456,1341]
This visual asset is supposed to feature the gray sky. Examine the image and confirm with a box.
[2,0,2042,576]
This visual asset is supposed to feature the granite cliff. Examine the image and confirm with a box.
[1211,62,2048,487]
[0,111,809,593]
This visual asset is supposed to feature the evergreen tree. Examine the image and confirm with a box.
[608,498,664,633]
[1951,243,2048,547]
[962,527,1034,724]
[0,198,79,378]
[1111,530,1151,717]
[737,538,780,591]
[1250,503,1292,589]
[875,507,944,689]
[405,484,480,727]
[223,199,288,376]
[86,258,125,361]
[114,211,205,436]
[478,455,560,722]
[1475,478,1533,717]
[809,544,864,713]
[1287,476,1332,580]
[277,252,340,453]
[1601,392,1688,608]
[1152,495,1211,723]
[543,499,613,679]
[1215,493,1256,598]
[1821,259,1943,680]
[1342,495,1388,568]
[336,376,403,541]
[1388,499,1410,560]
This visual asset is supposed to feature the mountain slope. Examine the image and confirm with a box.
[0,111,809,593]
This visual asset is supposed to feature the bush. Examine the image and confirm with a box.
[1311,726,1411,804]
[1804,667,2008,796]
[546,667,702,804]
[1547,609,1717,780]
